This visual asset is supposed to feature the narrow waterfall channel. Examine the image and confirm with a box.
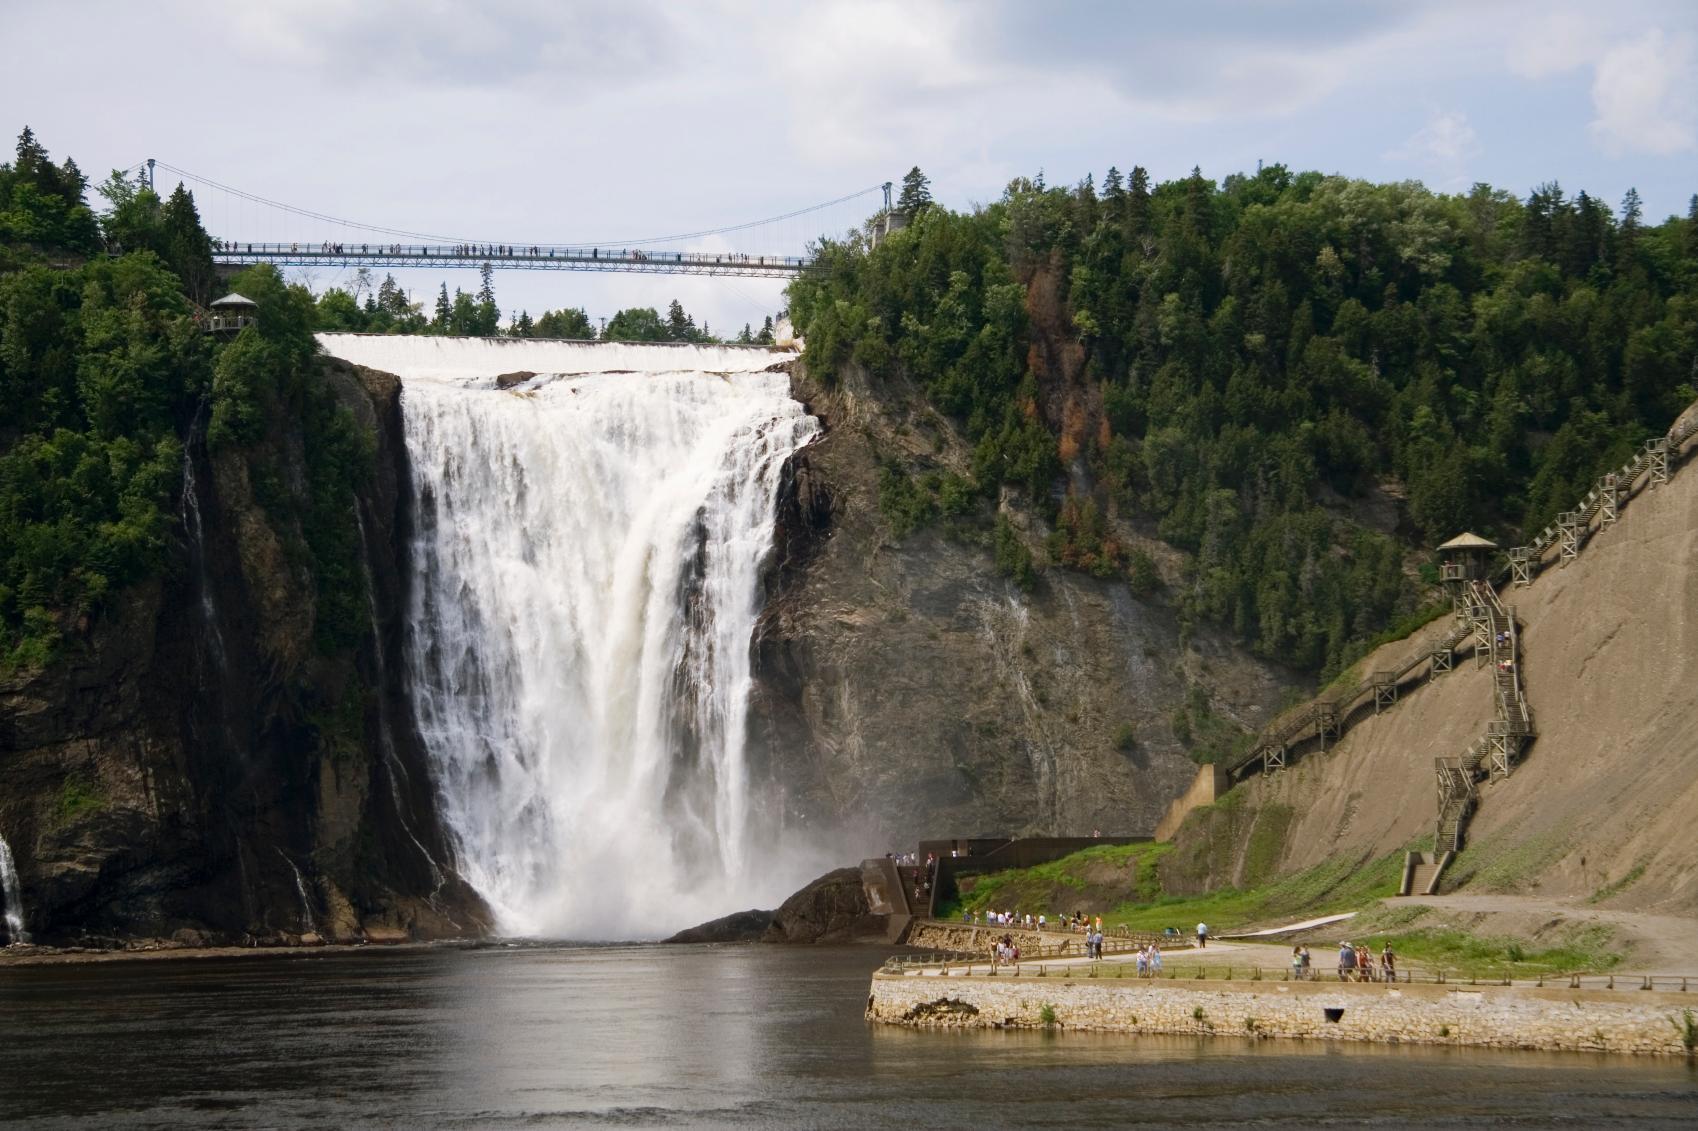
[318,335,821,938]
[0,832,26,945]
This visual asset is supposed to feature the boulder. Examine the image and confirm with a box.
[664,908,774,944]
[762,867,888,944]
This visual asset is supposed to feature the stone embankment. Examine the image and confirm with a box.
[867,973,1698,1057]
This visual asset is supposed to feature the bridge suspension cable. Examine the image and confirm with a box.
[144,159,883,256]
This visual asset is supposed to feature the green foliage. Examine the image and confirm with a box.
[1126,548,1159,596]
[528,306,596,339]
[0,128,101,262]
[1111,722,1137,752]
[0,234,207,668]
[877,462,934,538]
[216,265,375,652]
[789,164,1698,674]
[992,512,1038,590]
[603,305,669,342]
[53,773,103,825]
[1038,1003,1057,1026]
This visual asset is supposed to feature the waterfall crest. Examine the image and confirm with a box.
[0,833,26,945]
[319,335,820,938]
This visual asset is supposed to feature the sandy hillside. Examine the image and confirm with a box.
[1208,449,1698,914]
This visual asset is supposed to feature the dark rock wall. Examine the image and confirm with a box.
[0,359,485,946]
[749,361,1299,857]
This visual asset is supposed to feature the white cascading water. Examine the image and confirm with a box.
[0,832,27,945]
[317,334,822,938]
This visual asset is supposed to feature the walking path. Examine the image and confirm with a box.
[1389,893,1698,973]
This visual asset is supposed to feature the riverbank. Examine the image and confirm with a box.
[0,938,467,968]
[867,968,1698,1057]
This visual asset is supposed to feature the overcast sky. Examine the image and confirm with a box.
[5,0,1696,333]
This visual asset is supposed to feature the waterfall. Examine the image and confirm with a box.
[0,833,28,945]
[179,404,226,668]
[318,334,821,939]
[278,849,318,936]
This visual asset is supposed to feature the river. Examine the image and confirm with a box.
[2,945,1693,1127]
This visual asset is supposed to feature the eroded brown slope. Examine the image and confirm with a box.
[1172,457,1698,913]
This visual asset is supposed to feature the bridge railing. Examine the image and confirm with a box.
[210,240,810,273]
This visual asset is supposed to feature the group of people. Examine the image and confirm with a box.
[1312,941,1396,982]
[1132,943,1165,975]
[991,935,1021,966]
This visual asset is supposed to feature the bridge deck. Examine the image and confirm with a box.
[213,243,807,277]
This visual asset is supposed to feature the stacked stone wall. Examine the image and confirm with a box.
[868,973,1697,1057]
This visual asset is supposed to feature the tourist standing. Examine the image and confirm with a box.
[1292,945,1304,981]
[1338,941,1356,981]
[1196,922,1209,948]
[1381,942,1397,982]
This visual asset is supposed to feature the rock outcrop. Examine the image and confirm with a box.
[761,867,888,943]
[0,358,486,946]
[665,908,775,944]
[749,360,1297,855]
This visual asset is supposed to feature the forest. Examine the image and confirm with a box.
[788,166,1698,677]
[0,129,368,669]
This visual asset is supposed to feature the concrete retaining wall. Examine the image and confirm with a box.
[867,972,1698,1057]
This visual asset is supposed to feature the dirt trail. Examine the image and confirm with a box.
[1391,894,1698,972]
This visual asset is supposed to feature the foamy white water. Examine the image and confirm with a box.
[0,832,26,945]
[317,334,820,938]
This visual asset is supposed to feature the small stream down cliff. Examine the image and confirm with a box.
[317,335,821,938]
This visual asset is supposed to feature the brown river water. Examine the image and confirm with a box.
[2,944,1694,1127]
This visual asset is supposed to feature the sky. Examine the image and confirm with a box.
[4,0,1696,333]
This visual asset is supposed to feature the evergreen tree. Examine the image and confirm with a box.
[896,165,933,221]
[160,184,215,301]
[1688,193,1698,257]
[666,299,693,341]
[433,283,451,329]
[1616,186,1642,271]
[757,314,774,345]
[1127,165,1152,235]
[737,323,753,344]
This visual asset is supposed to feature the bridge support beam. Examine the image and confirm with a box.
[1600,473,1620,527]
[1557,511,1580,564]
[1371,672,1398,714]
[1262,744,1286,774]
[1647,438,1670,488]
[1508,546,1532,588]
[1430,648,1453,678]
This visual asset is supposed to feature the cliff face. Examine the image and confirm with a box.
[749,360,1298,855]
[1161,440,1698,914]
[0,358,485,946]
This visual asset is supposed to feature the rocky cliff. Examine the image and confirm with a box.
[0,358,485,947]
[748,360,1298,855]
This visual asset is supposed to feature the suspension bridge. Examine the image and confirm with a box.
[132,159,891,278]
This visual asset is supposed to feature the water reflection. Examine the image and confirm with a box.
[1,945,1694,1128]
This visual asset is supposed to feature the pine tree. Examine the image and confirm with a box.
[434,283,451,329]
[1103,166,1125,207]
[160,183,215,300]
[738,323,753,344]
[1687,194,1698,257]
[666,299,691,341]
[757,314,774,345]
[1127,165,1152,235]
[1616,187,1642,271]
[896,166,933,221]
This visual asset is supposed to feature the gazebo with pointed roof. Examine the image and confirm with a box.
[206,292,257,335]
[1438,531,1497,585]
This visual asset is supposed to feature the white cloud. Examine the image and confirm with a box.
[1386,110,1479,169]
[1506,9,1600,78]
[1588,30,1697,155]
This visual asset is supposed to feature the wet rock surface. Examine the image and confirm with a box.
[761,867,887,944]
[664,908,775,944]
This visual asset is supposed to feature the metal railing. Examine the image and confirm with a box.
[881,959,1697,991]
